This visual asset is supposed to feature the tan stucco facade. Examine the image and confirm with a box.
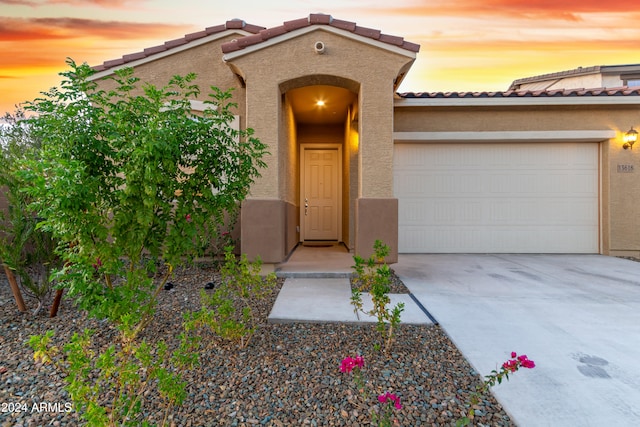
[85,14,640,263]
[224,27,415,262]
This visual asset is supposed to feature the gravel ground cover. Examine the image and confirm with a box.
[1,264,514,427]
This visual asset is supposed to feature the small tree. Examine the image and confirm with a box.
[21,59,268,333]
[24,59,269,425]
[0,109,59,314]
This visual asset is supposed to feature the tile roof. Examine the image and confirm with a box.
[92,14,419,73]
[220,13,420,54]
[398,86,640,99]
[92,19,265,72]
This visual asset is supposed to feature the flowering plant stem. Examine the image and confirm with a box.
[340,355,401,426]
[350,240,404,353]
[457,352,535,426]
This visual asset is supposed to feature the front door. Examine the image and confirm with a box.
[301,146,341,241]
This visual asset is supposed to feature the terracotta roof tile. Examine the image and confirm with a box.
[205,24,227,34]
[185,30,208,41]
[398,86,640,99]
[123,52,146,62]
[93,14,419,73]
[353,25,381,39]
[226,19,245,30]
[283,17,311,31]
[401,40,421,52]
[260,25,288,39]
[309,13,331,24]
[103,58,125,68]
[330,18,357,32]
[221,14,419,54]
[143,45,167,55]
[243,23,267,33]
[164,37,189,48]
[379,33,404,46]
[92,19,264,72]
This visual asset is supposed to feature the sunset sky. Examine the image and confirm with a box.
[2,0,640,114]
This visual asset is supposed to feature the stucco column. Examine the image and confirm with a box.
[353,81,398,261]
[239,81,288,262]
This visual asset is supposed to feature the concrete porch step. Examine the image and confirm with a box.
[268,277,433,325]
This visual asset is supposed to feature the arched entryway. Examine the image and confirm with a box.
[280,76,359,252]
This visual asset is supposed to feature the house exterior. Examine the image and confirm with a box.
[509,64,640,91]
[89,14,640,264]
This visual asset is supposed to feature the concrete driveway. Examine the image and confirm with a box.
[393,254,640,427]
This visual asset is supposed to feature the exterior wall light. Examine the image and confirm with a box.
[624,127,638,149]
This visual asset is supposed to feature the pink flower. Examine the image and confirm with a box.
[518,355,536,369]
[340,356,364,374]
[502,360,518,372]
[185,214,192,223]
[502,352,536,372]
[378,392,402,410]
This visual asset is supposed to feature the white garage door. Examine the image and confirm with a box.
[394,143,599,253]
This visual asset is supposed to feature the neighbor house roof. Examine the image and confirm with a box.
[508,64,640,90]
[92,14,419,74]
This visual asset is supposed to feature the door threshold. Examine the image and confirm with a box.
[302,241,340,247]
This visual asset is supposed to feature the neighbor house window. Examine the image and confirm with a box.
[622,74,640,87]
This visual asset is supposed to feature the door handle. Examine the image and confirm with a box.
[304,197,308,216]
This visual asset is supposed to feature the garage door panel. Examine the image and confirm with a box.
[394,143,599,253]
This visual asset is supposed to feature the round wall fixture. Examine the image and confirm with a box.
[314,41,325,54]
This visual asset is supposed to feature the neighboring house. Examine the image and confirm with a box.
[90,13,640,264]
[509,64,640,91]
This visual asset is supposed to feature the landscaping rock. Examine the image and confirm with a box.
[0,264,513,426]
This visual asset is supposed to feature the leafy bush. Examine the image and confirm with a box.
[0,110,59,314]
[21,59,269,425]
[19,59,268,331]
[350,240,404,352]
[186,247,277,348]
[30,328,200,427]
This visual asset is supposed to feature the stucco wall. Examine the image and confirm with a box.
[95,34,246,120]
[226,28,415,200]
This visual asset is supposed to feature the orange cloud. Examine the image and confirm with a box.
[0,16,196,113]
[368,0,640,21]
[0,17,191,41]
[0,0,146,7]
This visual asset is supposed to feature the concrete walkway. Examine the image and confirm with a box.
[268,277,433,324]
[394,254,640,427]
[269,244,433,324]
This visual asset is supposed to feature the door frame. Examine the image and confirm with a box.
[299,143,343,242]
